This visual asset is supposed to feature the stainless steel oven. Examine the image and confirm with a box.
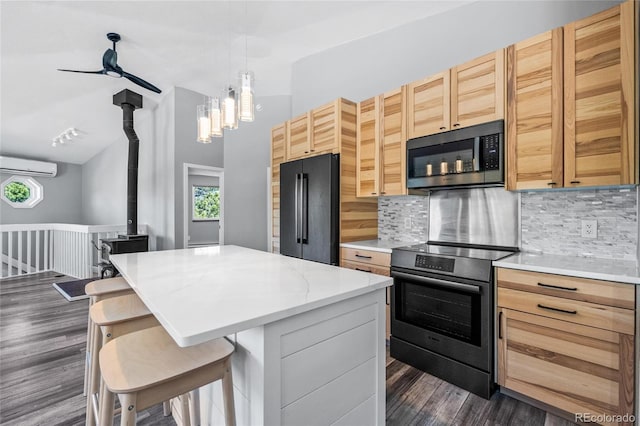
[390,243,514,399]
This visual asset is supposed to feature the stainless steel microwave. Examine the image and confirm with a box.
[406,120,504,192]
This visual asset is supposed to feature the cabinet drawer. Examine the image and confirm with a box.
[498,287,634,335]
[341,260,390,277]
[497,268,635,310]
[340,248,390,267]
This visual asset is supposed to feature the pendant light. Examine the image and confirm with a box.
[209,97,223,137]
[222,86,238,130]
[238,1,255,122]
[197,104,211,143]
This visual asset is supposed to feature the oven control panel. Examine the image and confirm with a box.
[415,255,455,273]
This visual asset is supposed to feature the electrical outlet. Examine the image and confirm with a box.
[404,217,412,229]
[581,220,597,239]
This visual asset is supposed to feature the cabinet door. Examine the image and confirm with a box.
[287,112,311,160]
[311,101,339,154]
[356,96,380,197]
[451,50,505,129]
[507,29,564,190]
[564,2,636,187]
[406,71,451,138]
[271,122,288,252]
[498,308,634,423]
[380,87,407,196]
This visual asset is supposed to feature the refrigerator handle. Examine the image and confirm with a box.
[295,173,301,243]
[302,173,309,244]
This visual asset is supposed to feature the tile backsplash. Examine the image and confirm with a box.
[378,188,638,261]
[520,187,638,261]
[378,195,429,242]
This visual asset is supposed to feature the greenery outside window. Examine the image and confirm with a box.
[192,185,220,220]
[1,176,44,208]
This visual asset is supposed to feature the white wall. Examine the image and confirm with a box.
[224,95,291,251]
[291,0,622,114]
[188,175,220,245]
[0,161,83,224]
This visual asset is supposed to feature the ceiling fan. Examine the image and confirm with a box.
[58,33,162,94]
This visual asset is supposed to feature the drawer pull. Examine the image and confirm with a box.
[498,311,503,339]
[355,254,372,259]
[537,282,578,291]
[355,268,371,273]
[537,304,577,315]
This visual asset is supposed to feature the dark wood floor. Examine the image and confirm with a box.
[0,271,577,426]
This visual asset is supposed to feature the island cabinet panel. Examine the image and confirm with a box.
[407,71,450,139]
[451,49,505,129]
[564,1,637,187]
[271,122,288,253]
[356,96,380,197]
[506,28,564,190]
[287,112,311,160]
[497,267,635,425]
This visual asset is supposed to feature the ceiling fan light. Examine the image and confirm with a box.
[222,86,238,130]
[239,71,255,122]
[209,97,223,138]
[105,70,122,78]
[196,104,212,143]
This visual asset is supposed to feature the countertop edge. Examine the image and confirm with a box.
[339,243,392,254]
[493,260,640,285]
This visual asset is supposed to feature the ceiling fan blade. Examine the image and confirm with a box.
[122,71,162,94]
[58,69,105,74]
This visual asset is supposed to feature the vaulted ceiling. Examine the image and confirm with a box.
[1,1,469,164]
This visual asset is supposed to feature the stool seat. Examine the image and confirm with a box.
[100,326,234,393]
[90,294,151,325]
[85,277,130,296]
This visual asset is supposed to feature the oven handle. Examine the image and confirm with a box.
[391,271,482,294]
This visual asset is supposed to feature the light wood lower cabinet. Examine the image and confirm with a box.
[497,268,635,425]
[340,247,391,339]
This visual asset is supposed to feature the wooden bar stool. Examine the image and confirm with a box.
[98,325,236,426]
[84,277,133,396]
[86,293,158,426]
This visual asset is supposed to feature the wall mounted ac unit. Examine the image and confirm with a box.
[0,156,58,177]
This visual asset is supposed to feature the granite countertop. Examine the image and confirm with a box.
[340,239,418,254]
[110,245,392,347]
[493,252,640,285]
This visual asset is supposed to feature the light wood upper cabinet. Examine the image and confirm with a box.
[356,96,379,197]
[506,29,564,190]
[407,71,450,138]
[564,1,637,187]
[356,88,406,197]
[270,122,288,253]
[451,49,505,129]
[311,100,340,154]
[287,112,310,160]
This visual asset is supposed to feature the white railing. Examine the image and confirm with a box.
[0,223,148,279]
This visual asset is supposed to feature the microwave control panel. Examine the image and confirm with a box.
[481,134,500,170]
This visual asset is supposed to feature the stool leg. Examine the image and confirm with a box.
[221,360,236,426]
[86,321,101,426]
[180,394,192,426]
[163,400,172,417]
[188,389,200,425]
[84,298,93,396]
[98,381,115,426]
[119,393,137,426]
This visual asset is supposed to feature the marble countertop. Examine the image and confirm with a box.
[340,239,417,254]
[110,245,392,347]
[493,252,640,285]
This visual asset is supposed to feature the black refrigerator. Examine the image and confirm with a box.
[280,153,339,265]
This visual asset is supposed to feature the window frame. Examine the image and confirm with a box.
[1,175,44,208]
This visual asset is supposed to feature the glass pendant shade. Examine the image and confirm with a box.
[197,104,211,143]
[209,97,223,138]
[222,86,238,130]
[239,71,255,122]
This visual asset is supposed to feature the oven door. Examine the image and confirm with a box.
[390,267,492,372]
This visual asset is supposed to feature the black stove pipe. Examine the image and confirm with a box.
[113,89,143,236]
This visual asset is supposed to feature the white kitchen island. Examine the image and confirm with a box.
[110,245,392,426]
